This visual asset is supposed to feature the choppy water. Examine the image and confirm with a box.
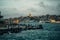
[0,30,60,40]
[0,23,60,40]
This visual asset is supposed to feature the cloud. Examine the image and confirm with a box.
[0,0,60,18]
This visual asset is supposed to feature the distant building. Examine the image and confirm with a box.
[28,13,32,17]
[13,18,20,24]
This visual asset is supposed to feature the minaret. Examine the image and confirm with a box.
[0,11,3,18]
[0,11,4,24]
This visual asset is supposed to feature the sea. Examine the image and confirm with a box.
[0,23,60,40]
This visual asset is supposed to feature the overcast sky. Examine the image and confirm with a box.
[0,0,60,18]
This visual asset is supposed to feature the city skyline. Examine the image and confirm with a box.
[0,0,60,18]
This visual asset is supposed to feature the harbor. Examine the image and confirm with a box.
[0,11,60,40]
[0,11,60,35]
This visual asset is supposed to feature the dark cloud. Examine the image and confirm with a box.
[0,0,60,18]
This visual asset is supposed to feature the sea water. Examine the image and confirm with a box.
[0,23,60,40]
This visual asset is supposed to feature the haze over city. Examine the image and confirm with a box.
[0,0,60,18]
